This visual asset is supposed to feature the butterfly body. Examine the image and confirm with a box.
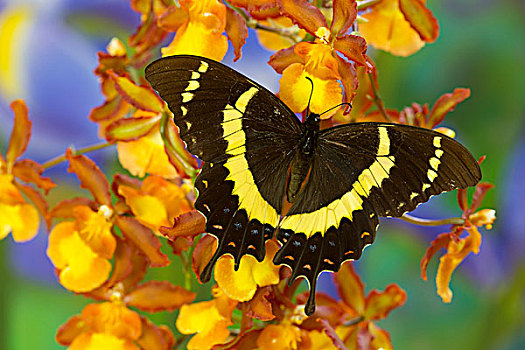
[145,55,481,315]
[287,113,320,203]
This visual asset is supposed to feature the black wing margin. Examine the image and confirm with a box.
[274,122,481,315]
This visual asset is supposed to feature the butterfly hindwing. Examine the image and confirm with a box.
[275,122,481,314]
[145,55,303,277]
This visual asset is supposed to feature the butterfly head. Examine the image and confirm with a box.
[304,112,321,131]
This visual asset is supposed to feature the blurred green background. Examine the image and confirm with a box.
[0,0,524,349]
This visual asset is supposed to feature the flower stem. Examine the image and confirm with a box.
[179,250,193,291]
[401,213,465,226]
[174,334,190,350]
[41,142,113,170]
[368,72,393,122]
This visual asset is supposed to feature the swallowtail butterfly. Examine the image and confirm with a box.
[145,55,481,315]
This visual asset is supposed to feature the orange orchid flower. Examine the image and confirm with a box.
[269,0,367,119]
[214,240,281,302]
[57,302,142,350]
[45,150,118,292]
[115,117,182,179]
[57,301,177,350]
[301,262,407,349]
[56,238,193,349]
[71,153,173,268]
[176,285,238,349]
[117,175,193,234]
[1,100,55,242]
[421,182,495,303]
[161,0,228,61]
[46,205,115,292]
[359,0,439,57]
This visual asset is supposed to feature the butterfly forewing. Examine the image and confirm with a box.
[145,55,303,277]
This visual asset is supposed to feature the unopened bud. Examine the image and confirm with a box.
[107,37,126,56]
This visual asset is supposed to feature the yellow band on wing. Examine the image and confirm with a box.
[221,87,280,227]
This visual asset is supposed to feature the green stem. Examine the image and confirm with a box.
[174,334,189,350]
[368,72,393,122]
[179,251,192,291]
[41,142,113,170]
[401,213,465,227]
[0,242,7,350]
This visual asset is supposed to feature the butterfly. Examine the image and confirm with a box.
[145,55,481,316]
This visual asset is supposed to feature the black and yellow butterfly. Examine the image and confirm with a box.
[145,55,481,315]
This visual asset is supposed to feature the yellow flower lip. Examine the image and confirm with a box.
[214,240,281,302]
[0,174,39,242]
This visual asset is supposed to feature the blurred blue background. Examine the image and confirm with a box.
[0,0,524,349]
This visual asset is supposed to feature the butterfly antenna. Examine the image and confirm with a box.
[319,102,353,117]
[305,76,314,120]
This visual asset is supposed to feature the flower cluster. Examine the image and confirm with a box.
[0,0,497,349]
